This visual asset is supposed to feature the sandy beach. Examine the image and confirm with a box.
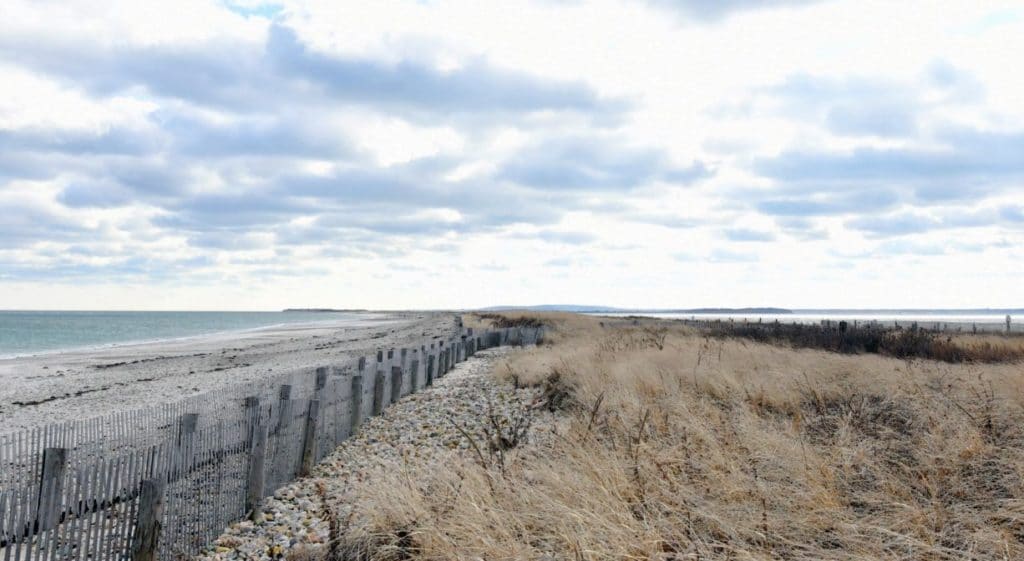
[0,312,460,432]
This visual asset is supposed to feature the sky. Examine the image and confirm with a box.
[0,0,1022,310]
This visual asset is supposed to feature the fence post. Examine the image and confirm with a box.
[277,385,292,433]
[246,422,267,521]
[1008,315,1012,334]
[300,400,320,477]
[400,348,408,397]
[176,413,198,478]
[350,374,363,432]
[37,447,67,531]
[315,367,328,399]
[132,478,166,561]
[410,358,420,392]
[375,351,384,410]
[244,396,260,434]
[390,366,402,405]
[177,413,198,445]
[426,354,435,386]
[387,349,394,399]
[372,369,385,416]
[401,348,408,377]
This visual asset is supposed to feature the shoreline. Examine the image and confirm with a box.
[0,311,459,432]
[0,311,391,360]
[0,312,393,361]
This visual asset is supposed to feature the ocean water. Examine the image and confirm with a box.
[0,311,369,358]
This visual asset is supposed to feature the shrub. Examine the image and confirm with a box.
[699,321,1024,363]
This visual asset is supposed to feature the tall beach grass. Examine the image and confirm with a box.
[328,313,1024,560]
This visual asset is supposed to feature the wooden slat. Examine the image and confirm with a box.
[12,485,27,561]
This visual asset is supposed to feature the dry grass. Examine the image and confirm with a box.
[333,314,1024,560]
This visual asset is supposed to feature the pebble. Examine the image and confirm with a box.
[195,347,547,561]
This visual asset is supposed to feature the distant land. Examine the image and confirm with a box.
[284,306,1024,315]
[476,306,1024,315]
[477,305,794,314]
[281,308,370,312]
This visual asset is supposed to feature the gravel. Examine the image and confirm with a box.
[195,346,547,561]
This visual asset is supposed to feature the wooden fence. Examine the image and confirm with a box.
[0,325,544,561]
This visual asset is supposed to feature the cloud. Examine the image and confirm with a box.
[755,188,899,217]
[58,181,135,208]
[0,23,623,123]
[0,126,160,156]
[0,0,1022,307]
[845,208,1009,238]
[223,1,283,19]
[732,67,982,139]
[624,212,707,229]
[1002,206,1024,223]
[165,114,354,158]
[845,213,937,237]
[724,228,776,242]
[776,217,829,240]
[188,231,271,251]
[0,198,92,249]
[708,248,758,263]
[0,255,220,283]
[645,0,826,22]
[498,135,710,190]
[266,25,624,118]
[0,13,647,280]
[747,127,1024,222]
[861,239,947,258]
[533,230,596,245]
[824,102,917,137]
[543,256,574,267]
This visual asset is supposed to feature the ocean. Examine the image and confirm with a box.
[0,310,370,358]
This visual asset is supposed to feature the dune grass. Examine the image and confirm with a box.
[330,313,1024,560]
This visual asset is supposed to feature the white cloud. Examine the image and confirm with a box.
[0,0,1022,309]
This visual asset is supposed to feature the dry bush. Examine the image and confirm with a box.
[336,315,1024,560]
[702,321,1024,363]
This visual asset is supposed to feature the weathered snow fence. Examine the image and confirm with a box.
[0,324,543,561]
